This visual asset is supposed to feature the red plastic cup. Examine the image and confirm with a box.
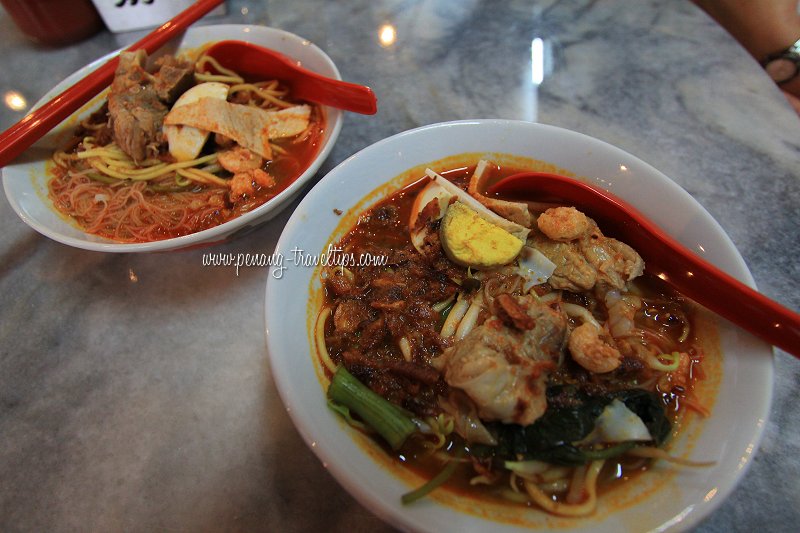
[1,0,104,46]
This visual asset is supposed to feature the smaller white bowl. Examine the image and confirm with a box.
[266,120,773,533]
[2,24,343,252]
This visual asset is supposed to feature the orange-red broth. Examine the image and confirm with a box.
[319,165,706,511]
[48,80,325,243]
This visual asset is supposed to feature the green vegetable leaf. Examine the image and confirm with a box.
[472,386,671,465]
[327,366,417,450]
[610,389,672,445]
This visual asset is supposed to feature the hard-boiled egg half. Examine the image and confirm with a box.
[409,169,530,269]
[163,82,229,162]
[409,168,556,282]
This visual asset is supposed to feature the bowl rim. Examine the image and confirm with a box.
[1,24,344,253]
[265,118,774,533]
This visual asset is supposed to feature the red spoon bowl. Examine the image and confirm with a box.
[489,171,800,358]
[203,40,378,115]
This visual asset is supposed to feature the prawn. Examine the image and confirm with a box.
[217,145,264,173]
[230,168,275,199]
[604,289,642,338]
[568,322,622,373]
[537,206,591,241]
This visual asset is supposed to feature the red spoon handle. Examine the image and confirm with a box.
[0,0,224,169]
[489,172,800,358]
[204,40,378,115]
[627,203,800,357]
[299,74,378,115]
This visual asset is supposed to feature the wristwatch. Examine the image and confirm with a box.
[762,38,800,84]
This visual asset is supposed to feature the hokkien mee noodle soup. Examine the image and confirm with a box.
[315,159,714,518]
[48,46,325,242]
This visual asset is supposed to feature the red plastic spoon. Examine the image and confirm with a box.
[203,40,378,115]
[488,172,800,358]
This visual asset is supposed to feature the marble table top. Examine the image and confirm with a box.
[0,0,797,531]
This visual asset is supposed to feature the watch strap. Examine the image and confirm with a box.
[762,37,800,84]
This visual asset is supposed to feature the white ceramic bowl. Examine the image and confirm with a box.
[265,120,773,532]
[2,24,343,252]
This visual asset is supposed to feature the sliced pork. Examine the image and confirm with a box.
[107,51,196,163]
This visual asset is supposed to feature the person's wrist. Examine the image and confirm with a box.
[693,0,800,61]
[780,74,800,101]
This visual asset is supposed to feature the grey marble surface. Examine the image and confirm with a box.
[0,0,798,532]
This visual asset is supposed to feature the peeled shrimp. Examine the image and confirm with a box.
[230,168,275,198]
[568,322,622,373]
[537,207,590,241]
[218,145,264,173]
[604,289,642,338]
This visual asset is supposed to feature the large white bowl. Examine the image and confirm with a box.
[265,120,773,532]
[2,24,343,252]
